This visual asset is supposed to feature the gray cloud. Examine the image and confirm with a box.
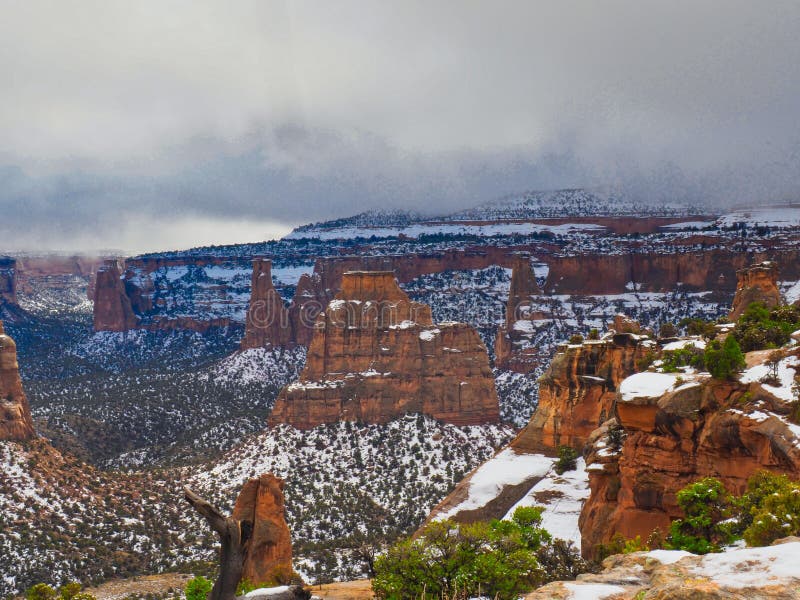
[1,1,799,252]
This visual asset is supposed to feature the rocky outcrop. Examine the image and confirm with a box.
[729,261,782,320]
[526,538,800,599]
[241,260,293,349]
[93,259,139,331]
[0,321,35,441]
[512,329,651,453]
[495,254,548,372]
[270,271,499,429]
[231,474,293,586]
[579,355,800,559]
[0,258,17,307]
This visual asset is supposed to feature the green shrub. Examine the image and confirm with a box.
[703,336,745,380]
[588,328,600,340]
[679,318,717,339]
[732,302,800,352]
[569,334,584,345]
[740,471,800,546]
[26,584,57,600]
[184,577,213,600]
[659,322,678,338]
[660,347,705,373]
[372,507,554,599]
[554,446,578,475]
[668,478,736,553]
[58,583,81,600]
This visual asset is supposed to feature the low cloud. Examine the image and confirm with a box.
[1,1,799,252]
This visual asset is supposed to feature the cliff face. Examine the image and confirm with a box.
[270,271,499,429]
[579,361,800,558]
[231,473,293,586]
[729,261,782,320]
[543,249,800,295]
[0,321,35,441]
[512,328,650,453]
[0,258,17,306]
[241,259,293,349]
[92,259,139,332]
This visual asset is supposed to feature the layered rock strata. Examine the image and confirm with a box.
[241,259,293,349]
[512,328,651,453]
[232,473,293,586]
[0,321,35,441]
[579,354,800,558]
[93,259,139,331]
[0,258,17,306]
[729,260,782,320]
[270,271,499,429]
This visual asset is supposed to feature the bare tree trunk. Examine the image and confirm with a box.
[185,487,253,600]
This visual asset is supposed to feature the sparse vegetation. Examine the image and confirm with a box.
[554,446,578,475]
[703,336,745,380]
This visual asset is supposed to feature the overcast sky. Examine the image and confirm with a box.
[2,1,800,253]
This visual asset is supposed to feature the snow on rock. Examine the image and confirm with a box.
[739,355,799,401]
[437,449,553,519]
[661,337,706,351]
[687,541,800,589]
[245,586,290,597]
[644,549,694,565]
[619,372,680,402]
[504,458,590,547]
[563,582,626,599]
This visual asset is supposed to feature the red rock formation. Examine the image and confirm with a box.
[93,259,139,332]
[270,271,499,429]
[729,261,782,320]
[0,257,17,306]
[231,473,293,586]
[512,330,650,453]
[543,250,765,295]
[495,254,547,372]
[579,363,800,559]
[0,321,35,441]
[241,259,293,349]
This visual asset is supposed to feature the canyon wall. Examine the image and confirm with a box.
[544,248,800,295]
[0,258,17,306]
[0,321,35,441]
[579,361,800,558]
[729,260,782,320]
[269,271,499,429]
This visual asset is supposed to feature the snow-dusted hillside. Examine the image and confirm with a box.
[192,416,514,582]
[448,188,711,220]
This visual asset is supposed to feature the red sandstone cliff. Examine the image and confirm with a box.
[512,328,651,454]
[543,249,800,295]
[579,355,800,558]
[0,321,35,441]
[231,473,293,586]
[93,260,139,332]
[0,258,17,306]
[729,260,782,320]
[269,271,499,429]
